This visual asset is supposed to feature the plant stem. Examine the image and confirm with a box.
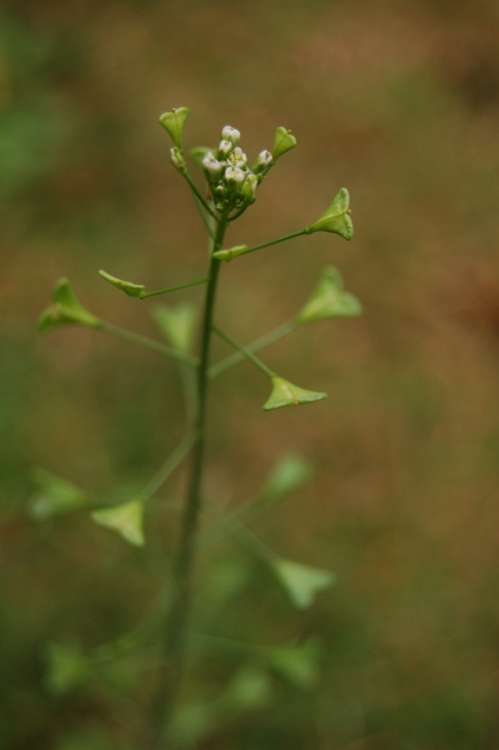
[212,324,275,378]
[99,321,199,367]
[151,217,227,746]
[182,172,217,220]
[140,277,208,299]
[208,319,297,379]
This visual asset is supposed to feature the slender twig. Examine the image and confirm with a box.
[208,319,297,379]
[182,172,217,220]
[140,277,208,299]
[99,321,199,367]
[214,228,308,261]
[140,432,198,501]
[212,324,275,378]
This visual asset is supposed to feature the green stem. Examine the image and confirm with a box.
[151,217,228,745]
[182,172,217,220]
[140,277,208,299]
[99,321,199,367]
[140,432,198,502]
[215,229,308,261]
[212,324,275,378]
[208,319,297,379]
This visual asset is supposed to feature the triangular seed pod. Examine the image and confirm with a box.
[28,469,88,521]
[262,453,314,503]
[308,188,353,240]
[91,500,145,547]
[263,376,327,411]
[212,245,248,262]
[152,302,198,354]
[38,278,101,332]
[99,270,145,298]
[159,107,190,149]
[272,126,297,160]
[296,266,362,324]
[272,558,336,609]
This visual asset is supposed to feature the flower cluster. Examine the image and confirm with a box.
[201,126,273,215]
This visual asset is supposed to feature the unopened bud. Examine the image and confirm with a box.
[253,150,273,174]
[241,172,258,202]
[221,125,241,145]
[224,166,245,185]
[202,151,223,180]
[218,139,233,157]
[170,147,186,173]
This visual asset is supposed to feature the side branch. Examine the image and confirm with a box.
[99,321,199,367]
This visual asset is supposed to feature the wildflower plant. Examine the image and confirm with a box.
[36,108,361,748]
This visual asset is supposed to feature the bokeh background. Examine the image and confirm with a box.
[3,0,499,748]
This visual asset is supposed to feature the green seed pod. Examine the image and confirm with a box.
[308,188,353,240]
[272,126,297,160]
[296,266,362,324]
[159,107,190,149]
[212,245,248,262]
[152,302,198,354]
[38,278,101,333]
[91,499,145,547]
[272,558,336,609]
[263,376,327,411]
[99,270,145,298]
[28,469,88,521]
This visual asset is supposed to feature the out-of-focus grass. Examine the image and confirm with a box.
[3,0,499,747]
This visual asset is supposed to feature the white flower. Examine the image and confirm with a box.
[232,147,248,167]
[218,139,233,157]
[224,166,245,185]
[202,152,223,178]
[221,126,240,145]
[256,150,273,168]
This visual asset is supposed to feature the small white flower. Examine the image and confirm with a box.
[232,147,248,167]
[202,152,223,177]
[224,166,245,185]
[256,150,273,168]
[222,126,240,145]
[218,139,233,157]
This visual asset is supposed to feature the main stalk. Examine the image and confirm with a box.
[151,217,226,747]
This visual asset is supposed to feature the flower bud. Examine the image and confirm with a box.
[202,151,223,180]
[221,125,241,145]
[224,166,245,185]
[218,139,233,157]
[99,270,145,298]
[159,107,190,148]
[170,146,186,173]
[241,172,258,203]
[295,266,362,324]
[253,150,273,174]
[38,279,101,333]
[263,375,327,411]
[272,127,297,161]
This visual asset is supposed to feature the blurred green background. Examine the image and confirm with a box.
[3,0,499,747]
